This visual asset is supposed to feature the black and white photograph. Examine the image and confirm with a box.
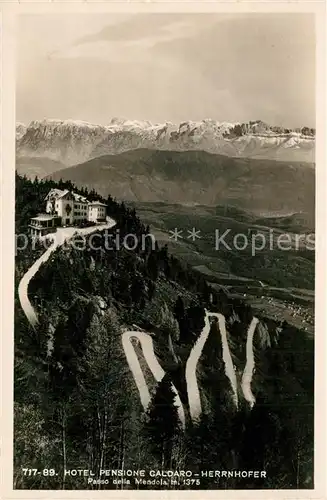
[6,8,321,493]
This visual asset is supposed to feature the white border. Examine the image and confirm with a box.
[1,2,326,499]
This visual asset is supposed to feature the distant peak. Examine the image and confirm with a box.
[19,117,315,138]
[28,118,107,130]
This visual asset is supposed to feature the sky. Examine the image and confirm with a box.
[16,13,315,128]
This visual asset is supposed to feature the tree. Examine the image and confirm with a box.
[143,378,180,468]
[147,251,159,281]
[174,296,185,321]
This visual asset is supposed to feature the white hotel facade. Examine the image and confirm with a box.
[29,188,108,238]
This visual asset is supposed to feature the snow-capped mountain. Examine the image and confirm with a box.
[16,122,27,141]
[16,118,315,166]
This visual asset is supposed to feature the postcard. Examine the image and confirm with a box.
[0,1,326,499]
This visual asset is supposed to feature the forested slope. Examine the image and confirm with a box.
[14,175,314,490]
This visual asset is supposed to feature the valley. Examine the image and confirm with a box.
[133,201,314,334]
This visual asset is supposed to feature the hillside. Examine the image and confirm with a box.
[47,149,315,216]
[133,201,314,334]
[16,118,315,167]
[14,175,314,490]
[16,156,67,179]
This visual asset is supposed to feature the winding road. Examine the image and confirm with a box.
[18,219,116,327]
[122,330,186,427]
[241,317,259,408]
[217,312,239,407]
[186,310,239,422]
[19,219,259,424]
[185,311,211,422]
[123,311,260,424]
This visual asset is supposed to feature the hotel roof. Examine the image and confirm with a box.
[31,214,58,221]
[73,192,88,203]
[88,200,107,207]
[45,188,67,200]
[45,188,88,203]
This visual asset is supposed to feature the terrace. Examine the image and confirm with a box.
[29,214,62,237]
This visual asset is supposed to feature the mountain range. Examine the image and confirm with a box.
[45,148,315,217]
[16,118,315,169]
